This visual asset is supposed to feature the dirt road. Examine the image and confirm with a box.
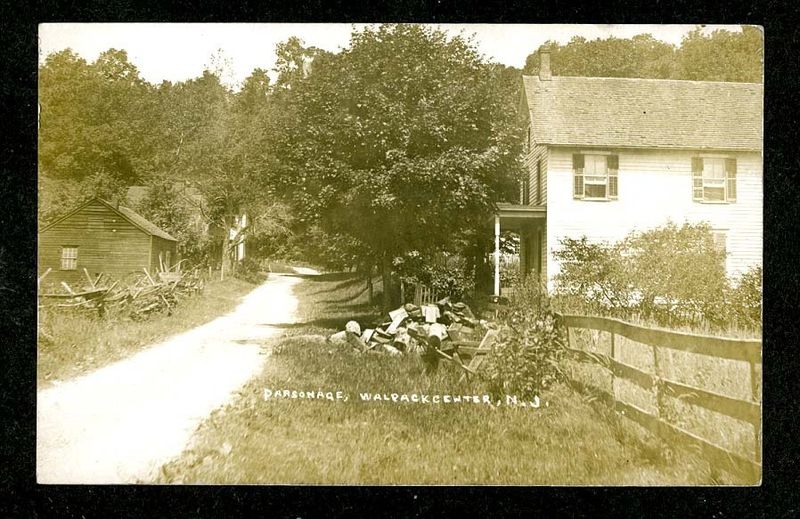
[37,272,308,484]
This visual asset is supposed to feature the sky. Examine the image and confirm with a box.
[39,23,744,89]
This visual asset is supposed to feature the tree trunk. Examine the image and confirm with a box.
[366,263,374,305]
[220,234,228,281]
[380,253,395,313]
[471,233,491,295]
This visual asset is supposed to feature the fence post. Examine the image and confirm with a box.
[750,359,761,466]
[652,343,662,419]
[610,332,617,412]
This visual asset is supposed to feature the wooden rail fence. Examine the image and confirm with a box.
[557,313,761,482]
[399,281,448,306]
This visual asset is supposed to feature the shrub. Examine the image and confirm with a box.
[233,257,269,285]
[553,222,732,327]
[727,265,762,330]
[623,222,727,324]
[483,274,567,400]
[394,251,475,300]
[552,236,632,312]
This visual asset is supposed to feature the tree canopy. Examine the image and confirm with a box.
[37,24,763,294]
[523,26,763,82]
[267,25,522,307]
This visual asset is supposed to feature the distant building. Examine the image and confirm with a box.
[38,198,178,286]
[492,46,763,295]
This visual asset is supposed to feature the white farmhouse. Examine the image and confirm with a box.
[492,46,763,295]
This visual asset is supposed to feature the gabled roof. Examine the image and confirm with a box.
[40,198,178,241]
[522,75,763,151]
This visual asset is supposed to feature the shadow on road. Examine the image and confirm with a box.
[260,314,381,331]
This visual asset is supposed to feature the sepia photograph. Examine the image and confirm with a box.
[36,23,763,485]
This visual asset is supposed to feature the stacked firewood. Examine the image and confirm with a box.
[38,266,205,320]
[329,298,497,375]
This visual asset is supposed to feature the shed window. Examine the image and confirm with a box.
[693,157,737,202]
[573,154,618,200]
[61,247,78,270]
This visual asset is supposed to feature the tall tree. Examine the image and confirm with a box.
[676,26,763,82]
[38,48,155,223]
[522,27,762,83]
[270,25,522,309]
[39,48,151,184]
[523,35,677,79]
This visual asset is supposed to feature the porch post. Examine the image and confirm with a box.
[494,214,501,296]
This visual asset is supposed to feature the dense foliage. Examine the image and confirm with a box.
[726,265,763,329]
[267,25,523,308]
[484,275,567,400]
[38,24,763,282]
[392,250,476,301]
[553,222,761,330]
[523,26,763,82]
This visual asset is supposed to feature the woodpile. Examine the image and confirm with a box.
[38,266,205,321]
[329,298,497,376]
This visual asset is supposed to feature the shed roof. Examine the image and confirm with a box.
[113,203,178,241]
[522,75,763,151]
[40,198,178,241]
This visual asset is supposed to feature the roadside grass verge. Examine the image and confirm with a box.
[37,277,259,387]
[157,273,719,485]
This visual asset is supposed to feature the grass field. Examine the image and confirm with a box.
[37,276,259,387]
[157,272,723,485]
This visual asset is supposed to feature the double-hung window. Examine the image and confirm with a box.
[61,246,78,270]
[693,157,737,202]
[573,153,618,200]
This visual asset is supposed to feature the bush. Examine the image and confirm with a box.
[552,236,632,312]
[483,275,567,400]
[624,222,727,324]
[553,222,734,327]
[394,251,475,301]
[233,257,269,285]
[727,265,762,330]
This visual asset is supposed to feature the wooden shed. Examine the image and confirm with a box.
[38,198,178,286]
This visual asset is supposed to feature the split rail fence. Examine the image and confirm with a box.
[557,313,761,482]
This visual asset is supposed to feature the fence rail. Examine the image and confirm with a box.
[558,313,762,483]
[399,281,447,306]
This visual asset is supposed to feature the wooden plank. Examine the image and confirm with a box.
[83,268,95,287]
[749,359,762,464]
[457,345,489,356]
[615,400,760,483]
[143,268,156,285]
[661,379,761,426]
[61,281,75,295]
[568,345,760,423]
[566,347,654,390]
[652,342,663,418]
[458,329,498,383]
[567,376,760,483]
[433,348,478,376]
[40,288,109,299]
[38,268,52,284]
[611,358,654,390]
[559,313,761,363]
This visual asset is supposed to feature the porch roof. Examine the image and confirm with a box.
[494,203,546,230]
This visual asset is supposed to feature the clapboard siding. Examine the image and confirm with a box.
[545,146,762,287]
[523,143,548,205]
[39,199,176,286]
